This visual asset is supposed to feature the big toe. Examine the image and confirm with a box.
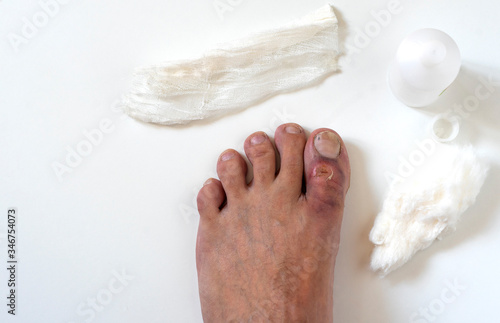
[304,129,350,212]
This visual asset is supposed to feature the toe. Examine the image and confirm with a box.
[243,132,276,187]
[197,178,226,219]
[274,123,307,196]
[217,149,248,200]
[304,128,350,212]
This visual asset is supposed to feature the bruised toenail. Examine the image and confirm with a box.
[250,133,267,145]
[314,131,341,159]
[285,125,302,134]
[221,151,235,161]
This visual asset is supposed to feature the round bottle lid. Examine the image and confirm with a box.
[430,113,460,143]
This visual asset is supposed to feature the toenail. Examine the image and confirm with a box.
[203,178,215,186]
[285,125,302,134]
[314,131,341,159]
[250,133,267,145]
[221,151,235,161]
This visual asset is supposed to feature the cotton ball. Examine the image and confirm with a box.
[370,145,488,276]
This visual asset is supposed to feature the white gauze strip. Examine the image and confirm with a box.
[369,145,488,276]
[122,5,340,125]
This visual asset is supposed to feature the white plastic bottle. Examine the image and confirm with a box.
[388,28,461,107]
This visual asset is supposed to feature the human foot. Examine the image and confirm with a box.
[196,123,350,322]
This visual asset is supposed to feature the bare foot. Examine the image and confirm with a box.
[196,123,350,322]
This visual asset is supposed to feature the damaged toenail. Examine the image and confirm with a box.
[285,125,302,134]
[221,151,235,161]
[250,133,266,145]
[314,131,341,159]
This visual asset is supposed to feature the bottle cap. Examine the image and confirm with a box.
[430,113,460,143]
[388,28,461,107]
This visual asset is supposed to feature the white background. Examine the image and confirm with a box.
[1,0,500,322]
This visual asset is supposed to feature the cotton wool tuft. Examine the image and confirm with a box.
[370,145,488,276]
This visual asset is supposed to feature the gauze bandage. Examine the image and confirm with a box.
[369,145,488,276]
[122,5,340,125]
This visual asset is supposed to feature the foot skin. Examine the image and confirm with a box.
[196,124,350,322]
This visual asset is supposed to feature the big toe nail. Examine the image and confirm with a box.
[314,131,341,159]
